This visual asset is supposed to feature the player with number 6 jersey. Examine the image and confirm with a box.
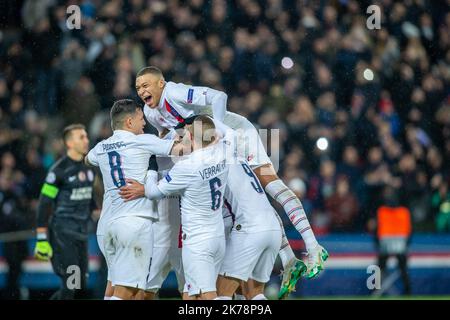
[137,116,229,300]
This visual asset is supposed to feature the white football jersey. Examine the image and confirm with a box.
[142,83,271,168]
[156,140,229,245]
[222,132,280,233]
[144,81,212,134]
[87,130,174,233]
[224,161,280,234]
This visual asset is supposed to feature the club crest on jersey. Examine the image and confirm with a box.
[78,171,86,182]
[46,172,56,184]
[187,88,194,104]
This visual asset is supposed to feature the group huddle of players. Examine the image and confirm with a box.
[34,66,328,300]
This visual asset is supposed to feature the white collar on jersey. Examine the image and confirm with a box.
[157,82,169,111]
[113,129,137,137]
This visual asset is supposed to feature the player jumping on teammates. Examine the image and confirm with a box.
[134,66,328,298]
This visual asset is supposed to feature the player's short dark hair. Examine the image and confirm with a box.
[63,124,86,144]
[110,99,141,130]
[136,66,163,78]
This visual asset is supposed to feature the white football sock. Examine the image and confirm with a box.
[266,180,318,251]
[215,296,232,300]
[104,296,111,300]
[110,296,123,300]
[251,294,267,300]
[273,210,296,267]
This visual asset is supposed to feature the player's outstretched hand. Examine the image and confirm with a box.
[119,179,145,202]
[34,240,53,261]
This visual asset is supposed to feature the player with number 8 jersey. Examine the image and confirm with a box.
[85,99,178,300]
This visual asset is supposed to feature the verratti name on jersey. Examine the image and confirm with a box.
[102,141,128,152]
[199,159,226,180]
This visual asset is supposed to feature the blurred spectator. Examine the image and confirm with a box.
[432,181,450,233]
[325,176,359,232]
[0,0,447,242]
[0,156,30,300]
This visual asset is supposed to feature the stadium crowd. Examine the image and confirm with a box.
[0,0,449,242]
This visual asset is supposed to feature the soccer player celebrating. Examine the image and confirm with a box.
[34,124,98,299]
[135,66,328,298]
[216,130,282,301]
[85,99,184,300]
[120,116,229,300]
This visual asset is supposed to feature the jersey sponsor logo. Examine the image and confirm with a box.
[46,172,56,184]
[165,174,172,182]
[187,88,194,103]
[70,187,93,200]
[78,171,86,182]
[87,170,94,182]
[68,176,76,182]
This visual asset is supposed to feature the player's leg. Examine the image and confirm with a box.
[111,286,140,300]
[182,290,196,300]
[272,209,307,297]
[107,216,154,300]
[254,164,328,279]
[397,253,411,295]
[48,225,80,300]
[242,279,267,300]
[234,284,247,300]
[217,232,259,299]
[216,276,241,299]
[183,236,225,300]
[230,113,327,280]
[97,234,114,300]
[145,245,172,299]
[246,229,281,300]
[198,291,217,300]
[104,281,114,299]
[74,238,89,299]
[169,245,186,298]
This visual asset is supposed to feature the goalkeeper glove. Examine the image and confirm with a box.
[34,232,53,261]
